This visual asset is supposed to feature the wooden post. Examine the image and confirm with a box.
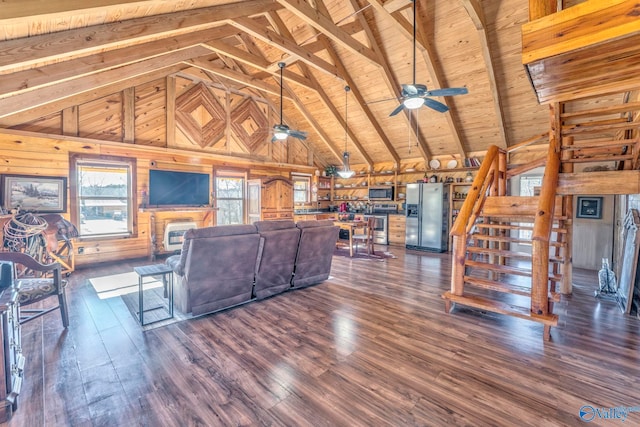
[529,0,558,21]
[531,104,561,316]
[450,235,466,296]
[560,135,574,294]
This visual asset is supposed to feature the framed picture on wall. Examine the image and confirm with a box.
[1,174,67,213]
[576,196,602,219]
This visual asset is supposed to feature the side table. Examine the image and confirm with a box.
[133,264,174,326]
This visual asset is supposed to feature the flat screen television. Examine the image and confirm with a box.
[148,169,210,207]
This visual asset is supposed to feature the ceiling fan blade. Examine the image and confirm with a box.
[271,135,279,143]
[426,87,468,97]
[389,103,406,117]
[423,98,449,113]
[289,130,308,140]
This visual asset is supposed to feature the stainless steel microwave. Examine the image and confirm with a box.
[368,186,394,200]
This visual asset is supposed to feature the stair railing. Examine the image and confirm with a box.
[449,145,505,295]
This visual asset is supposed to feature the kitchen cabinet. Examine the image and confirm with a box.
[261,176,294,220]
[388,214,407,246]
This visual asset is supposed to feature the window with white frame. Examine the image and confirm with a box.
[71,155,136,238]
[215,172,245,225]
[292,174,311,204]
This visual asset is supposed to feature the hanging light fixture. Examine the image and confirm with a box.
[337,85,355,179]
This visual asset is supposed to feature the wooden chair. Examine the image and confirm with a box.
[352,216,376,255]
[0,252,69,328]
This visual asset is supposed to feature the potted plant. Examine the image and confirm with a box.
[325,165,337,177]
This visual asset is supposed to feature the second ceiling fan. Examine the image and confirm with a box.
[272,62,307,142]
[390,0,468,117]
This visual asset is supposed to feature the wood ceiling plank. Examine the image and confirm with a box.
[275,0,380,68]
[230,16,341,80]
[0,0,280,74]
[0,46,210,119]
[0,64,188,127]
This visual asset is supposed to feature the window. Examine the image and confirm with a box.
[292,174,311,203]
[215,173,245,225]
[70,154,136,238]
[518,175,543,240]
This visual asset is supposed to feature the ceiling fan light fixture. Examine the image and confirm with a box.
[403,97,424,109]
[273,131,288,140]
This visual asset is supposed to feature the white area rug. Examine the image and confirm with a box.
[89,271,189,330]
[89,271,161,299]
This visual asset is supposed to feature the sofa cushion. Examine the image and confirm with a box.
[167,224,258,276]
[254,220,300,299]
[254,219,296,232]
[292,220,339,288]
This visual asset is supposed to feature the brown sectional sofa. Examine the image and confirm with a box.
[166,219,339,316]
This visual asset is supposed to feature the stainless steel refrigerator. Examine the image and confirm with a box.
[405,183,449,252]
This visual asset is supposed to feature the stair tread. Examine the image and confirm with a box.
[475,223,567,233]
[465,259,563,282]
[466,246,564,263]
[469,234,567,247]
[463,276,532,296]
[442,292,559,326]
[465,260,532,276]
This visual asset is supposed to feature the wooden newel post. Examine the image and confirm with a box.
[450,236,466,296]
[531,138,561,316]
[529,0,557,21]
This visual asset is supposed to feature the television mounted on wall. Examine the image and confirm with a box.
[148,169,210,207]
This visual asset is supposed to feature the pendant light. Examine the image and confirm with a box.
[337,85,355,179]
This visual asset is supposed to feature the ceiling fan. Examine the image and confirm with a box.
[390,0,468,117]
[271,62,307,142]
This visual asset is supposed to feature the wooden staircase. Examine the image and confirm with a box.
[442,1,640,341]
[443,89,640,340]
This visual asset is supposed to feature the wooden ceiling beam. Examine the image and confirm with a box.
[460,0,508,149]
[236,26,333,167]
[323,35,403,167]
[0,27,237,100]
[187,56,289,98]
[202,39,315,91]
[275,0,380,68]
[230,17,342,80]
[265,12,346,164]
[382,0,412,14]
[0,46,211,119]
[286,1,373,168]
[0,1,281,75]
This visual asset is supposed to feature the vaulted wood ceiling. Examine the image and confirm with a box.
[0,0,588,169]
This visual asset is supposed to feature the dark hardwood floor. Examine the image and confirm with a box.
[5,247,640,426]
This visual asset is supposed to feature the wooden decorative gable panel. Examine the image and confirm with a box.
[229,98,269,153]
[175,82,226,148]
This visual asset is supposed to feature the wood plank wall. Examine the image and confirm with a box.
[0,130,315,267]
